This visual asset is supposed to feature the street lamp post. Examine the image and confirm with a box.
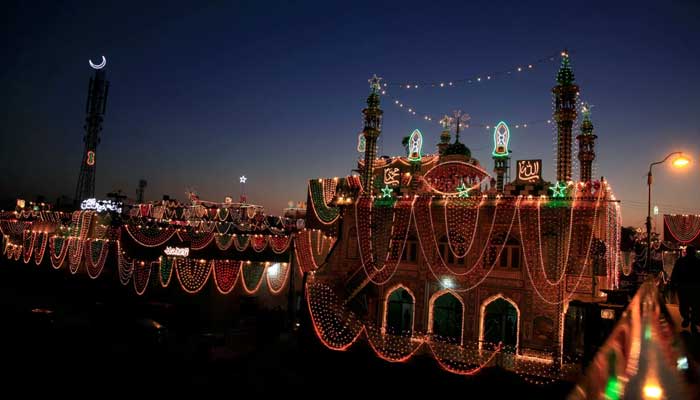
[645,152,690,273]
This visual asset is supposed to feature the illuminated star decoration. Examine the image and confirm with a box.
[439,115,453,130]
[239,176,247,184]
[381,185,393,198]
[369,74,383,93]
[549,181,569,198]
[456,181,471,198]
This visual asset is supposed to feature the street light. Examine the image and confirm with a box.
[646,152,690,273]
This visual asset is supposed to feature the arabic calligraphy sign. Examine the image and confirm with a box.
[516,160,542,183]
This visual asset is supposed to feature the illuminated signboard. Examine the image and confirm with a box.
[516,160,542,183]
[164,246,189,257]
[80,198,122,213]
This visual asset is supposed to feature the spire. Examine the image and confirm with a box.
[556,50,575,86]
[360,75,384,192]
[580,102,594,135]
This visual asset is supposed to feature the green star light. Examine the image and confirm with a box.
[381,185,393,198]
[549,181,569,198]
[456,182,471,198]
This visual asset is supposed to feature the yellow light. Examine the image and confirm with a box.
[672,155,690,168]
[643,384,663,399]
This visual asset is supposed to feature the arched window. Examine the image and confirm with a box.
[480,295,520,353]
[347,227,359,259]
[401,235,418,263]
[430,290,464,344]
[384,286,415,335]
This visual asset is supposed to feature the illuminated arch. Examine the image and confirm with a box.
[428,289,465,345]
[382,284,416,335]
[479,293,520,354]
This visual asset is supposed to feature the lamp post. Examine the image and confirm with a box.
[645,152,690,273]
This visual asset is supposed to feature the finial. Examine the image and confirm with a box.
[89,55,107,70]
[451,110,471,140]
[439,115,453,130]
[369,74,383,94]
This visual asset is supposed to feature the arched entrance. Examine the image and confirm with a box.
[480,296,519,352]
[383,286,414,335]
[430,291,464,343]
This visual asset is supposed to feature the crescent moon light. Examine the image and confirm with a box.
[88,56,106,70]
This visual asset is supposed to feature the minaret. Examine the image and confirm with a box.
[576,103,597,182]
[75,56,109,204]
[552,50,578,183]
[360,75,383,193]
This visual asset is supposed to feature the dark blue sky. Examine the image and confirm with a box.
[2,0,698,226]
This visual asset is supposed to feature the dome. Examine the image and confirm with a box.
[442,140,471,158]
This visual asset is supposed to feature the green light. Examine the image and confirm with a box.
[456,181,471,198]
[381,185,393,198]
[644,325,652,340]
[549,181,569,198]
[492,121,510,157]
[407,129,423,161]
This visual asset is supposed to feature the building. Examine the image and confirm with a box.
[300,53,622,377]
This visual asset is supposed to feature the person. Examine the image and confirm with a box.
[670,245,700,329]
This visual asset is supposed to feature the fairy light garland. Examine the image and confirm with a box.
[85,239,109,279]
[174,258,212,294]
[664,214,700,244]
[159,256,174,287]
[33,232,47,265]
[444,197,482,258]
[266,262,290,294]
[308,180,340,225]
[240,262,266,294]
[49,236,68,269]
[117,241,135,285]
[133,260,153,295]
[124,225,176,247]
[22,230,36,264]
[212,260,242,294]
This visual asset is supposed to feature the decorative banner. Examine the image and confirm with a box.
[516,160,543,183]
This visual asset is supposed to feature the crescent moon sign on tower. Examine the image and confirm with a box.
[88,56,106,70]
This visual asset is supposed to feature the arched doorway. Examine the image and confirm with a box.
[430,291,464,343]
[384,286,414,335]
[480,296,519,352]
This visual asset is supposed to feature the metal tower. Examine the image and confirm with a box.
[136,179,147,203]
[74,56,109,204]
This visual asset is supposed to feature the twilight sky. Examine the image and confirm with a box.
[1,0,698,227]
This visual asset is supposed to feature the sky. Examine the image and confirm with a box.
[1,0,699,226]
